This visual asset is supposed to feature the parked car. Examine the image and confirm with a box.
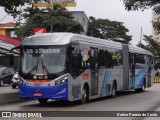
[0,66,15,87]
[11,72,20,88]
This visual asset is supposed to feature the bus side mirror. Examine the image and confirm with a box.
[10,54,14,66]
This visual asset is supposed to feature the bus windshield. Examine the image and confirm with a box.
[20,46,67,79]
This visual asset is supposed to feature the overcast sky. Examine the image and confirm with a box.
[0,0,152,45]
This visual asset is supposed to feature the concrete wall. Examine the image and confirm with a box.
[71,11,89,35]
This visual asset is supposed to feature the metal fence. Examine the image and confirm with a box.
[154,76,160,83]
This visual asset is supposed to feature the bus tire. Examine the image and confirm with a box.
[135,80,146,92]
[12,85,16,89]
[80,85,88,104]
[110,82,116,98]
[38,98,48,104]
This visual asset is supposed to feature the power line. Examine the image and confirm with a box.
[0,14,8,23]
[139,27,143,47]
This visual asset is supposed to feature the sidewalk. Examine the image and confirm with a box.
[143,107,160,120]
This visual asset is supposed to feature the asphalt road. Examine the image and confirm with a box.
[0,84,18,94]
[1,84,160,120]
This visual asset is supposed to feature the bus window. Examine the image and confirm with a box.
[112,50,123,68]
[70,50,82,77]
[98,49,105,68]
[135,54,145,69]
[104,50,113,69]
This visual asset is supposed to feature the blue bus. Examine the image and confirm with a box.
[11,33,154,104]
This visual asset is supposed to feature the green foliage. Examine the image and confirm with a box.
[0,0,50,17]
[87,17,132,44]
[0,0,25,17]
[16,4,83,39]
[153,21,160,33]
[123,0,160,11]
[139,35,160,59]
[122,0,160,36]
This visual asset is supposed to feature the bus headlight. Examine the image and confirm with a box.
[55,76,68,86]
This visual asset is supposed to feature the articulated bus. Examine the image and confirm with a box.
[11,33,154,104]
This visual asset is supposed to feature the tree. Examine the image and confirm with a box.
[123,0,160,37]
[123,0,160,11]
[139,35,160,69]
[16,4,83,40]
[138,35,160,58]
[0,0,49,18]
[87,17,132,44]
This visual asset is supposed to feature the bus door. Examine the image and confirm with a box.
[129,53,135,88]
[90,47,99,96]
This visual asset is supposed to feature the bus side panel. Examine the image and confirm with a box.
[134,65,152,89]
[99,69,111,97]
[134,67,148,89]
[134,55,153,89]
[68,70,91,101]
[100,68,123,97]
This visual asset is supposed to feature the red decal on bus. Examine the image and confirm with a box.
[83,74,89,80]
[27,80,51,82]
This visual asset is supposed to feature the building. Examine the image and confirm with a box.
[71,11,90,35]
[0,22,18,39]
[152,12,160,42]
[0,34,21,68]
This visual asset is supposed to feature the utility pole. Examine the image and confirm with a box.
[51,16,53,33]
[139,27,143,47]
[48,2,53,33]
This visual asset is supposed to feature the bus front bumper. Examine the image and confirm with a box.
[18,83,68,100]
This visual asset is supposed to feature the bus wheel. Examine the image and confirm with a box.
[12,85,16,89]
[38,98,48,104]
[111,82,116,98]
[135,80,146,92]
[81,86,88,104]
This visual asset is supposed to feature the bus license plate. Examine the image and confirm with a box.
[34,93,42,96]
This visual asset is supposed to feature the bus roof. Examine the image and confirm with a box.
[22,32,153,56]
[22,32,122,47]
[129,45,153,56]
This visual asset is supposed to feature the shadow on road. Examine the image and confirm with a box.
[24,90,150,108]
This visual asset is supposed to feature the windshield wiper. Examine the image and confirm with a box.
[42,65,50,75]
[27,56,39,75]
[41,57,51,76]
[27,65,38,75]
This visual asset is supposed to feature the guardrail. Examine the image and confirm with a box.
[154,77,160,83]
